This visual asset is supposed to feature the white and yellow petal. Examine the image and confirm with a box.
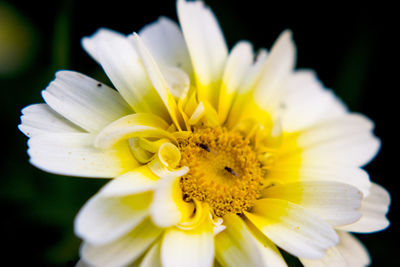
[161,214,214,267]
[266,165,371,197]
[177,0,228,108]
[245,198,339,259]
[80,217,162,267]
[94,113,174,149]
[99,165,159,197]
[75,190,152,245]
[215,213,287,267]
[82,28,171,121]
[139,241,162,267]
[262,181,363,226]
[149,167,192,228]
[28,133,138,177]
[252,30,296,115]
[218,41,253,124]
[277,114,380,168]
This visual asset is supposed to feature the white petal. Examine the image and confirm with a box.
[42,70,132,133]
[161,217,214,267]
[139,241,162,267]
[300,247,347,267]
[279,114,380,167]
[139,16,193,77]
[150,167,192,228]
[226,49,269,128]
[300,132,380,167]
[336,231,370,267]
[82,28,170,121]
[218,41,253,124]
[262,181,362,226]
[291,114,374,149]
[215,214,287,267]
[238,49,269,94]
[177,0,228,107]
[253,30,296,114]
[28,133,138,177]
[75,259,91,267]
[267,165,371,197]
[19,103,82,137]
[75,191,152,245]
[99,165,159,197]
[131,34,184,130]
[245,198,339,259]
[280,70,348,132]
[338,183,390,233]
[81,217,162,267]
[162,66,190,99]
[94,113,173,149]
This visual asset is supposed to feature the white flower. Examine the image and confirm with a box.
[19,1,390,266]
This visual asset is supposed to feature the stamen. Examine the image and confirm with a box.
[178,127,265,217]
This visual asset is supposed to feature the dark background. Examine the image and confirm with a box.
[1,0,397,266]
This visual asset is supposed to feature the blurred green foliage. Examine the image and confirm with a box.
[1,0,396,266]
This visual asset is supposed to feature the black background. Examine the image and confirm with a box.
[1,0,398,266]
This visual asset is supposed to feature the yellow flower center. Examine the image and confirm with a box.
[178,127,265,217]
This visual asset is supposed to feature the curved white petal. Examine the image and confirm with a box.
[161,217,214,267]
[215,214,287,267]
[42,70,132,133]
[82,28,170,121]
[262,181,362,226]
[299,132,380,167]
[279,114,380,167]
[280,70,347,132]
[139,241,162,267]
[99,165,159,197]
[131,34,184,130]
[300,246,347,267]
[28,132,138,177]
[75,191,152,245]
[336,231,370,267]
[225,31,295,129]
[218,41,253,124]
[81,217,162,267]
[150,167,192,228]
[289,114,374,149]
[139,16,193,77]
[162,66,190,99]
[226,49,269,128]
[267,165,371,197]
[245,198,339,259]
[94,113,174,149]
[300,230,371,267]
[253,30,296,114]
[177,0,228,108]
[338,183,390,233]
[19,103,83,137]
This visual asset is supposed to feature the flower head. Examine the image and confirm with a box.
[19,0,390,266]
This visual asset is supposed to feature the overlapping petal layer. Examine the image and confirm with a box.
[18,0,390,266]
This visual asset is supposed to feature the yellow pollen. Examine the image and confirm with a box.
[178,127,265,217]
